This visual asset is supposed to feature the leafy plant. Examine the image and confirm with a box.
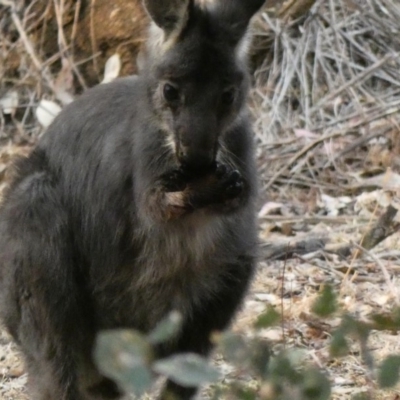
[94,287,400,399]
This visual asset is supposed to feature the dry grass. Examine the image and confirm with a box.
[252,0,400,196]
[1,0,400,399]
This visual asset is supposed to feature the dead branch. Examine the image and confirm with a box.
[1,0,56,93]
[261,205,400,264]
[322,127,393,169]
[264,131,345,190]
[261,238,327,260]
[351,241,400,305]
[359,205,400,251]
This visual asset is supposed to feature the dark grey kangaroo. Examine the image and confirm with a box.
[0,0,263,398]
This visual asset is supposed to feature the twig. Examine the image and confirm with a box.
[328,206,400,264]
[280,249,288,349]
[260,215,371,224]
[53,0,87,89]
[261,206,399,266]
[70,0,82,52]
[264,131,345,190]
[309,53,397,114]
[2,0,55,92]
[262,238,327,261]
[90,0,100,77]
[359,205,400,251]
[311,98,400,132]
[351,241,400,306]
[322,126,392,168]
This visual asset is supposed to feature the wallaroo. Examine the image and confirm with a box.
[0,0,264,398]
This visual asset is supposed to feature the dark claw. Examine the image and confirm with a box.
[215,162,228,178]
[226,170,241,183]
[214,164,244,200]
[225,177,243,197]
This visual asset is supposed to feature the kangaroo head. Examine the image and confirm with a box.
[141,0,264,172]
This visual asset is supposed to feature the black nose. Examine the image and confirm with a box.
[178,147,215,173]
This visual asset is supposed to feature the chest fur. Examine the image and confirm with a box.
[96,215,228,331]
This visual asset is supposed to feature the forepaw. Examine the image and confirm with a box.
[215,162,244,200]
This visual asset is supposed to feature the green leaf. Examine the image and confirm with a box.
[210,386,225,400]
[233,386,257,400]
[301,368,331,400]
[153,353,220,387]
[330,329,349,358]
[378,355,400,388]
[147,310,183,345]
[370,308,400,331]
[94,329,154,397]
[219,333,270,377]
[352,393,372,400]
[254,306,280,329]
[341,315,370,341]
[285,348,307,368]
[312,285,337,317]
[391,307,400,325]
[218,332,249,365]
[370,313,396,330]
[248,339,271,378]
[268,352,302,385]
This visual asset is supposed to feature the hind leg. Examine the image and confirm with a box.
[24,351,121,400]
[24,352,84,400]
[159,256,255,400]
[0,171,104,400]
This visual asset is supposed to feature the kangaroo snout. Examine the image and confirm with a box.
[177,120,218,172]
[178,143,216,172]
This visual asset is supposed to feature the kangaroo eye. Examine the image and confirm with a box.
[221,89,236,106]
[163,83,180,103]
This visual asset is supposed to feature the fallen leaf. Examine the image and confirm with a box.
[354,190,392,216]
[318,194,352,216]
[294,129,319,140]
[258,201,284,217]
[0,91,19,115]
[54,58,74,105]
[101,54,121,84]
[351,169,400,190]
[36,100,62,128]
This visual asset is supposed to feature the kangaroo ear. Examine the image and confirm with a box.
[212,0,265,44]
[143,0,192,36]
